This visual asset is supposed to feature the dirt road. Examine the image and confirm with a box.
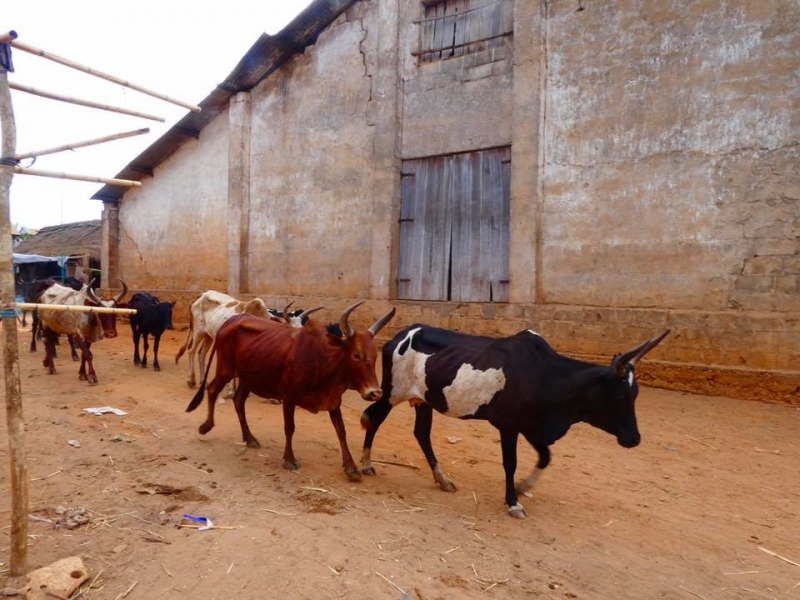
[1,326,798,599]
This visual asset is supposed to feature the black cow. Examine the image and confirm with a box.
[360,325,669,518]
[129,293,175,371]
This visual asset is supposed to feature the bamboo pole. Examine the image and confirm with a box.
[0,31,17,44]
[13,166,142,187]
[10,39,201,112]
[15,127,150,160]
[9,82,165,122]
[14,303,137,315]
[0,46,29,577]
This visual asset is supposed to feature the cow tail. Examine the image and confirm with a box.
[175,310,194,364]
[185,339,217,412]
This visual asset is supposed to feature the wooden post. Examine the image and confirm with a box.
[0,42,29,577]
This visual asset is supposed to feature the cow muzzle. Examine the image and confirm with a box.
[361,388,383,402]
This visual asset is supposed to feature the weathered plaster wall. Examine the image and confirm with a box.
[117,114,229,291]
[542,0,798,314]
[398,4,514,157]
[246,8,378,298]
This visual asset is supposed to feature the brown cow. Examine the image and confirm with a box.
[186,301,395,481]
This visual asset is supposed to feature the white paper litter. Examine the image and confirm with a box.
[83,407,128,416]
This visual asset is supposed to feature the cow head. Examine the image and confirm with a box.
[328,301,396,402]
[86,278,128,338]
[583,330,670,448]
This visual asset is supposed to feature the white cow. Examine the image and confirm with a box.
[175,291,270,388]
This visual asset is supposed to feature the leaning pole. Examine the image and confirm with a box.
[0,30,29,576]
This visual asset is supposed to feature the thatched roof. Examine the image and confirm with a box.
[13,220,101,262]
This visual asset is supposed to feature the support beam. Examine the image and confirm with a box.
[9,81,165,122]
[12,166,142,187]
[227,91,251,294]
[101,202,120,290]
[10,39,201,112]
[15,127,150,160]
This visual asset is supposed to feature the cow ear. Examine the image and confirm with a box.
[326,332,345,347]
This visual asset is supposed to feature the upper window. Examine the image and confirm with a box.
[415,0,513,64]
[397,147,511,302]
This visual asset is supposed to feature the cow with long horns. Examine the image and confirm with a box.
[186,302,396,481]
[38,279,128,384]
[360,326,669,517]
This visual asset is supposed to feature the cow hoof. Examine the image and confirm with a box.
[134,359,140,366]
[141,363,148,369]
[283,459,300,471]
[508,503,528,519]
[79,373,87,381]
[345,468,362,482]
[186,381,196,389]
[246,439,261,449]
[154,365,161,372]
[198,422,213,435]
[71,355,79,362]
[438,480,457,492]
[88,376,98,385]
[361,466,377,476]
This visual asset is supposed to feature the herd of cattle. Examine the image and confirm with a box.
[21,278,669,518]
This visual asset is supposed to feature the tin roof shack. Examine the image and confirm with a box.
[93,0,799,403]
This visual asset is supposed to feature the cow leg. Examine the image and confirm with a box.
[30,312,39,352]
[132,324,141,366]
[329,407,361,482]
[141,333,150,368]
[414,403,456,492]
[499,429,526,518]
[282,402,300,471]
[198,375,229,435]
[42,327,57,375]
[152,334,161,371]
[67,334,79,361]
[515,437,551,498]
[359,400,396,476]
[231,384,260,448]
[79,341,98,384]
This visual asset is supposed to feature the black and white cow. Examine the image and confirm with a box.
[360,325,669,518]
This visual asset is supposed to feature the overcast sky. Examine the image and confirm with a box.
[3,0,313,230]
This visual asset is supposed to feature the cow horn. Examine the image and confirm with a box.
[339,301,365,339]
[282,301,295,323]
[86,283,102,306]
[113,278,128,304]
[613,330,670,377]
[368,307,396,337]
[298,306,324,322]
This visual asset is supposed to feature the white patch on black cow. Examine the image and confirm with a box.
[389,328,431,406]
[442,363,506,417]
[527,329,541,337]
[628,370,634,386]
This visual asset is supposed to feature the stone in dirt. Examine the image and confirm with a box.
[19,556,90,599]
